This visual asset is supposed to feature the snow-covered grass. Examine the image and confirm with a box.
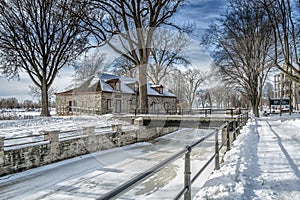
[194,113,300,200]
[0,112,130,139]
[0,111,133,149]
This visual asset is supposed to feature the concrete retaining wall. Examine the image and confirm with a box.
[0,121,179,177]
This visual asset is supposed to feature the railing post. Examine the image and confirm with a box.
[184,147,191,200]
[112,124,122,133]
[134,118,143,127]
[237,116,241,135]
[221,126,227,146]
[0,137,4,176]
[233,119,237,141]
[44,130,59,161]
[83,126,96,152]
[227,123,231,151]
[215,131,220,170]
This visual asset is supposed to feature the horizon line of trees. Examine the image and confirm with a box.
[0,97,55,110]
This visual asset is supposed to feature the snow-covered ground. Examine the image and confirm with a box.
[195,113,300,200]
[0,113,130,139]
[1,112,299,199]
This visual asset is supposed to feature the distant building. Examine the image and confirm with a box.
[55,73,177,115]
[274,72,300,111]
[261,82,274,108]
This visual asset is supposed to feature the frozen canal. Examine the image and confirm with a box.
[0,128,216,200]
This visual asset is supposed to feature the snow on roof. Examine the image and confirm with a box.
[151,84,163,88]
[96,73,176,97]
[100,79,114,92]
[98,73,119,82]
[118,76,137,94]
[88,75,100,88]
[162,88,177,97]
[148,83,176,97]
[57,73,176,97]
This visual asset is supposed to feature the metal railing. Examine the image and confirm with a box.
[98,111,249,200]
[120,108,249,117]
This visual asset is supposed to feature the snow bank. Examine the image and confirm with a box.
[194,114,300,200]
[0,113,129,139]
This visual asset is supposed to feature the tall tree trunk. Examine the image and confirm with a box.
[40,80,50,116]
[188,101,193,111]
[251,94,260,118]
[138,64,148,114]
[252,103,260,117]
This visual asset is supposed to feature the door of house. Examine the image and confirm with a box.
[116,100,121,113]
[69,100,73,112]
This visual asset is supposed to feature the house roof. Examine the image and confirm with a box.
[56,73,176,98]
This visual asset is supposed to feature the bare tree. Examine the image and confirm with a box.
[109,56,137,78]
[29,85,56,101]
[164,69,185,110]
[197,89,212,108]
[0,97,19,109]
[182,68,206,110]
[73,49,107,82]
[0,0,88,116]
[203,0,274,117]
[260,0,300,83]
[23,99,34,110]
[209,84,227,109]
[110,29,191,84]
[148,29,191,84]
[85,0,185,113]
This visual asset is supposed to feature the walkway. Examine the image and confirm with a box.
[195,115,300,199]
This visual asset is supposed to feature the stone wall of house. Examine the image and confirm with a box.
[56,93,102,115]
[56,94,71,115]
[101,93,136,114]
[101,92,113,114]
[0,124,179,176]
[56,92,177,115]
[73,93,102,114]
[148,96,177,114]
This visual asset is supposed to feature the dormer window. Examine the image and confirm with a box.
[107,79,121,91]
[115,81,120,91]
[151,85,163,94]
[126,81,139,92]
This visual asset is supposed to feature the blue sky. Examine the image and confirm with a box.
[174,0,226,33]
[0,0,226,101]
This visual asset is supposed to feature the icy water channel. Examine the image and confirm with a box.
[0,128,217,200]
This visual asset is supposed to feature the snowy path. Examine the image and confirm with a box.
[195,115,300,200]
[0,128,214,200]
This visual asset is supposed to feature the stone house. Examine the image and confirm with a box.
[55,73,177,115]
